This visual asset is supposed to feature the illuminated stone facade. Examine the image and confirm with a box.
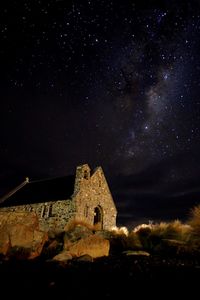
[0,164,117,232]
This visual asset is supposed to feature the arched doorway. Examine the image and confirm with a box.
[93,206,103,229]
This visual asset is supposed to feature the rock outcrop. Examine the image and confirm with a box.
[0,212,48,259]
[0,230,10,256]
[52,224,110,261]
[0,211,39,230]
[67,235,110,258]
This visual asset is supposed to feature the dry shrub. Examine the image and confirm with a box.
[150,221,192,254]
[188,205,200,250]
[134,226,152,250]
[189,204,200,231]
[133,223,153,233]
[151,220,191,242]
[106,226,129,253]
[126,231,142,250]
[110,226,129,236]
[133,220,192,253]
[64,219,97,232]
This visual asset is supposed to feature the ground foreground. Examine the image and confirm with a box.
[1,254,200,298]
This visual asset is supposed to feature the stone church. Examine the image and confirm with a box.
[0,164,117,231]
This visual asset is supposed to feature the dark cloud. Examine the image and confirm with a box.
[112,149,200,226]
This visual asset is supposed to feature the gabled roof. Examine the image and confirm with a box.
[0,175,75,207]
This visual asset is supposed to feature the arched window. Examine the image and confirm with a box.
[93,206,103,229]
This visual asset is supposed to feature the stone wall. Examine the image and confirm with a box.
[0,164,117,232]
[0,199,76,232]
[73,165,117,230]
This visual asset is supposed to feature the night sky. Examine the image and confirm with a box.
[1,0,200,226]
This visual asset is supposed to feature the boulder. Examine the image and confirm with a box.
[0,211,39,231]
[95,230,114,239]
[42,239,63,259]
[76,254,93,262]
[0,212,47,258]
[123,250,150,256]
[8,224,48,259]
[0,228,10,256]
[64,224,93,250]
[31,229,49,259]
[53,251,72,262]
[67,235,110,258]
[162,239,186,246]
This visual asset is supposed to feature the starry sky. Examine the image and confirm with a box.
[1,0,200,226]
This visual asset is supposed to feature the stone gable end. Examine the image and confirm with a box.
[0,164,117,232]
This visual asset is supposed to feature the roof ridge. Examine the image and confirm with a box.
[30,174,74,184]
[0,179,29,204]
[0,174,76,207]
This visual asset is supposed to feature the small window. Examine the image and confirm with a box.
[84,205,89,217]
[41,205,46,218]
[48,204,53,217]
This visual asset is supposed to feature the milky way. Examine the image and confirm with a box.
[109,10,200,176]
[1,0,200,224]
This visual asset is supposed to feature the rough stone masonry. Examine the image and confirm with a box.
[0,164,117,232]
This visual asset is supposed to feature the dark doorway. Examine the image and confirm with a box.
[93,206,103,229]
